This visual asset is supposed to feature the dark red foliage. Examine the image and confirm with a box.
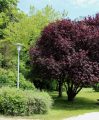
[84,14,99,62]
[84,13,99,27]
[30,16,99,101]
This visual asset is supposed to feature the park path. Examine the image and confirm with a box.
[0,118,39,120]
[63,112,99,120]
[1,112,99,120]
[0,117,31,120]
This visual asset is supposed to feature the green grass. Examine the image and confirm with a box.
[1,88,99,120]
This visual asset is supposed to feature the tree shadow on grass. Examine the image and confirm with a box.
[52,95,99,111]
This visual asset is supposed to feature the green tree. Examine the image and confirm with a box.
[3,6,67,85]
[0,0,24,39]
[0,0,26,68]
[4,5,67,66]
[4,6,66,47]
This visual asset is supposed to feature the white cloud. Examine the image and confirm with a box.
[72,0,99,7]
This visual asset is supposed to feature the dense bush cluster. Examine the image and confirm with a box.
[93,83,99,92]
[0,87,53,116]
[0,68,35,90]
[0,87,27,115]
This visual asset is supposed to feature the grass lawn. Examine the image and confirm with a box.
[1,88,99,120]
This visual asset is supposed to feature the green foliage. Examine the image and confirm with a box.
[0,5,68,100]
[0,0,18,12]
[0,41,14,68]
[33,78,58,91]
[0,68,35,90]
[0,87,28,115]
[2,6,67,84]
[0,0,25,39]
[0,87,53,115]
[26,90,53,115]
[0,68,8,86]
[93,83,99,92]
[19,74,35,90]
[4,5,67,47]
[0,53,3,67]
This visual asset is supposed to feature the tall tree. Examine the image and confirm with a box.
[0,0,24,39]
[30,18,99,101]
[0,0,25,69]
[4,6,67,47]
[3,6,67,78]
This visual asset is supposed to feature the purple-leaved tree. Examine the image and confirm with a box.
[30,16,99,101]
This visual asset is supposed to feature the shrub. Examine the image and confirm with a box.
[26,90,53,115]
[19,74,35,90]
[0,87,27,115]
[0,68,9,87]
[0,53,3,67]
[0,87,53,116]
[0,68,35,90]
[93,83,99,92]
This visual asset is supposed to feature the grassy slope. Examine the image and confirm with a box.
[30,88,99,120]
[1,88,99,120]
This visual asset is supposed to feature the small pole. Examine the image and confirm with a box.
[17,49,20,89]
[16,43,22,89]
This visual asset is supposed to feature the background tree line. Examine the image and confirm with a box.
[0,0,66,91]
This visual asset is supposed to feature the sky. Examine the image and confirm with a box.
[18,0,99,19]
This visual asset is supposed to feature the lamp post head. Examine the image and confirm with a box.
[15,43,23,52]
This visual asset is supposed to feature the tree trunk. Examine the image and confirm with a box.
[64,80,83,101]
[58,80,63,97]
[67,90,76,101]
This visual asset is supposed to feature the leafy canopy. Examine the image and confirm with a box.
[30,14,99,101]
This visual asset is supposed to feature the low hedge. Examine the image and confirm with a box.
[93,83,99,92]
[0,87,53,116]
